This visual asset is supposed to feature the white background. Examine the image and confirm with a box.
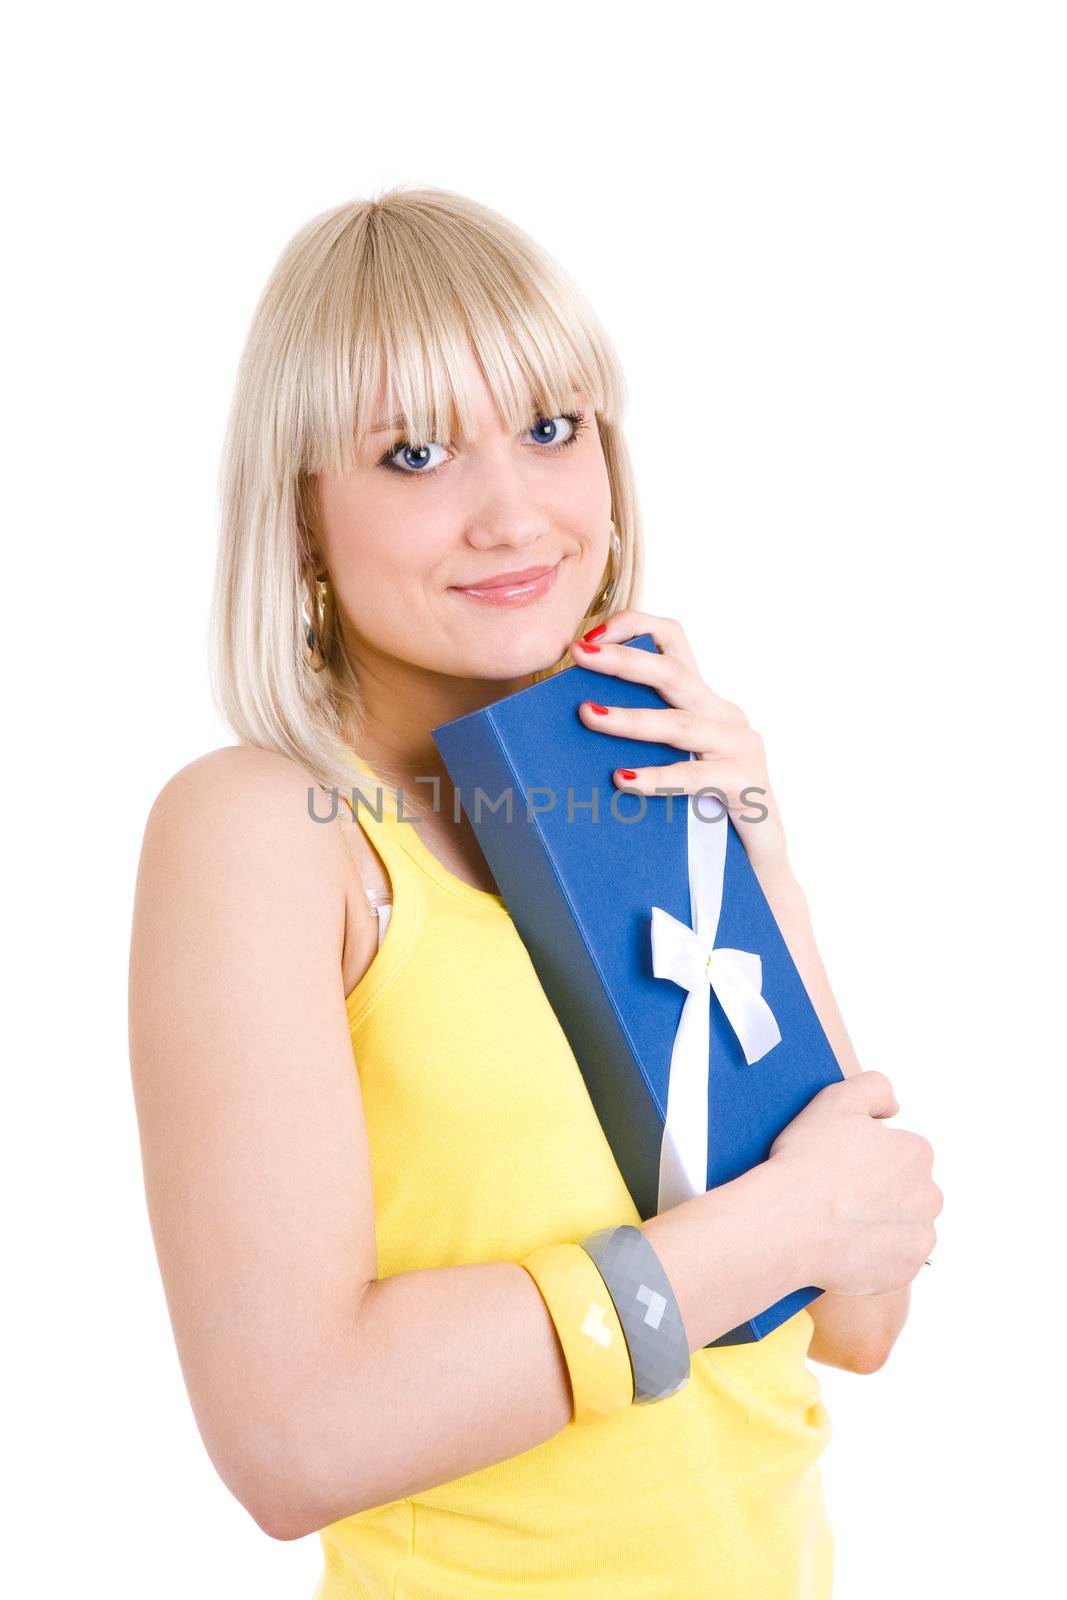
[5,3,1063,1595]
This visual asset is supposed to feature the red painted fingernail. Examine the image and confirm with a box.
[585,701,609,714]
[582,623,608,642]
[617,769,637,781]
[576,640,601,652]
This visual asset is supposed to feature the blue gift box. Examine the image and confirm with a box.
[432,633,843,1345]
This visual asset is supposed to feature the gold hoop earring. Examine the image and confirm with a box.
[592,518,623,614]
[303,571,335,673]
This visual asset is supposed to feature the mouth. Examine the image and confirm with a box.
[449,558,563,608]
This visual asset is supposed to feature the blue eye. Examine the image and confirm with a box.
[378,410,587,479]
[382,439,450,475]
[529,413,579,446]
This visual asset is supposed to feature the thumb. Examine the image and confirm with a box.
[851,1069,900,1120]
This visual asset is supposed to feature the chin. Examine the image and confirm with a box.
[457,623,575,683]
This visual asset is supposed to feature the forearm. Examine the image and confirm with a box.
[755,863,912,1369]
[753,864,861,1077]
[289,1159,808,1536]
[807,1283,912,1372]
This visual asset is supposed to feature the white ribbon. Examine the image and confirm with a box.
[651,788,782,1212]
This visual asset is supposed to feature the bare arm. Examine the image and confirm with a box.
[306,1156,807,1537]
[755,865,912,1373]
[128,746,380,1536]
[128,744,815,1543]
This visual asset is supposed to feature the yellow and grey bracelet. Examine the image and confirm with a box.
[520,1242,635,1423]
[579,1225,691,1404]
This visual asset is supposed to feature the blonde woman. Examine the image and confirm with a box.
[128,185,941,1598]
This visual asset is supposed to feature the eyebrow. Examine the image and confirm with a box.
[367,396,582,438]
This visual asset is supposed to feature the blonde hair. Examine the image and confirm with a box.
[208,183,644,799]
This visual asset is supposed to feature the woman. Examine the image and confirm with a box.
[128,185,941,1598]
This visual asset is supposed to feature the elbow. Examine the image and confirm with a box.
[241,1436,339,1543]
[204,1418,329,1544]
[812,1328,896,1375]
[243,1468,325,1544]
[255,1505,317,1544]
[239,1398,376,1542]
[253,1477,373,1544]
[204,1304,380,1541]
[846,1339,895,1375]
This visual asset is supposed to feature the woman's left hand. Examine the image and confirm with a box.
[570,610,794,890]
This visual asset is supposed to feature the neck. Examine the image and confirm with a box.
[345,639,537,827]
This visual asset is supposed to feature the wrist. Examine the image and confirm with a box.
[735,1154,822,1298]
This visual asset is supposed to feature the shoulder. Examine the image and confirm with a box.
[137,744,386,1001]
[148,742,323,819]
[138,744,347,904]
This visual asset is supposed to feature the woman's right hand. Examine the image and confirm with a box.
[768,1070,943,1296]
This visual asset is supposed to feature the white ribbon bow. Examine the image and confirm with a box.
[651,787,782,1213]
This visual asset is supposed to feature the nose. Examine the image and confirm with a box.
[464,505,546,553]
[462,457,550,552]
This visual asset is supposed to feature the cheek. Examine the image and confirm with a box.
[554,453,612,528]
[329,505,450,627]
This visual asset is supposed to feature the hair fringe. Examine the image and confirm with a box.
[208,183,644,803]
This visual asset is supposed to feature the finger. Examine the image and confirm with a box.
[577,701,754,756]
[610,754,767,810]
[572,633,738,721]
[580,610,703,676]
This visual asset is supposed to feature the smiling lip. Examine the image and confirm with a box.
[450,560,562,606]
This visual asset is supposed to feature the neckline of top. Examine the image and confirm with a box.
[346,752,508,913]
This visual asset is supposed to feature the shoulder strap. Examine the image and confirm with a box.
[335,768,425,902]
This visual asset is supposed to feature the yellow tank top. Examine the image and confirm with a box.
[313,756,834,1599]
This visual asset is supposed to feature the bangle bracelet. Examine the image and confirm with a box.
[579,1225,691,1404]
[520,1242,635,1423]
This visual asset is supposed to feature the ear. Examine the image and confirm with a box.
[295,477,321,571]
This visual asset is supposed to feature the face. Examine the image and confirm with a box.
[312,343,613,711]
